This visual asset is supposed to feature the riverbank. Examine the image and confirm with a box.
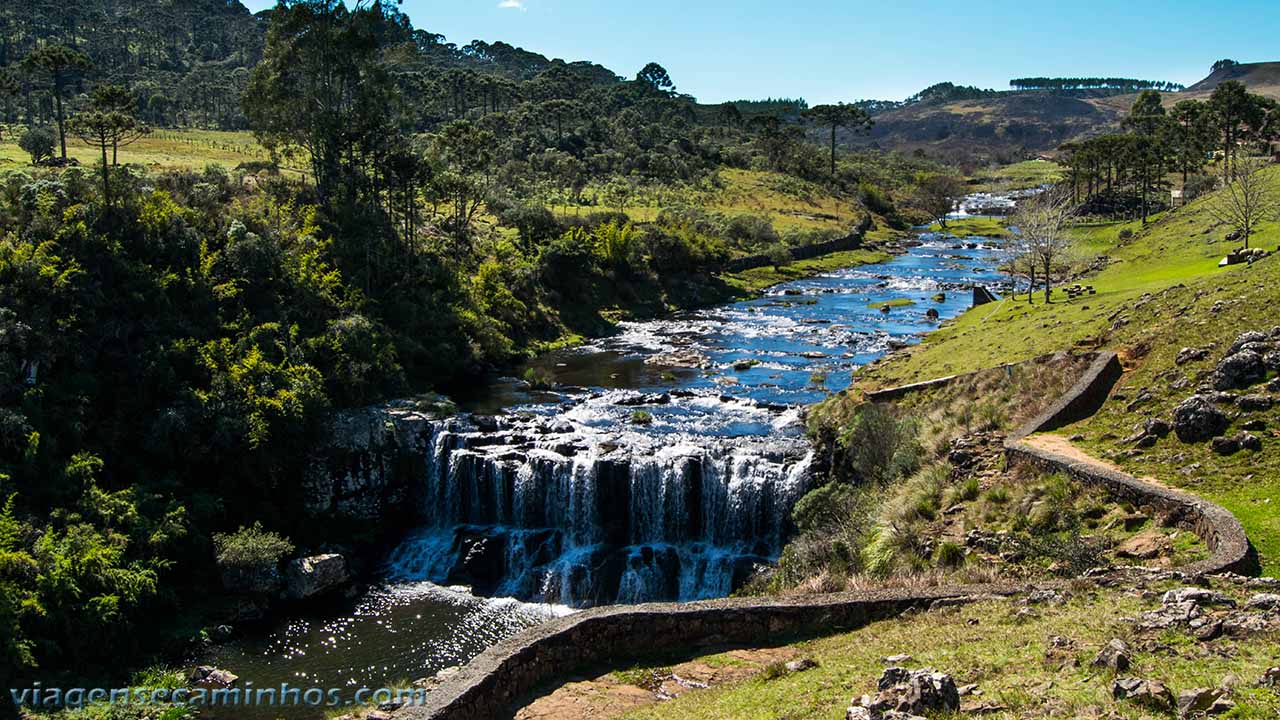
[858,165,1280,576]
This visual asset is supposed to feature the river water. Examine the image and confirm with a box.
[200,228,1007,715]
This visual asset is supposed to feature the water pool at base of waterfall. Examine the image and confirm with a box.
[200,231,1008,712]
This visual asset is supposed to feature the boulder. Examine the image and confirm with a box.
[284,554,349,600]
[1210,435,1241,455]
[1244,593,1280,611]
[1177,688,1225,718]
[1176,347,1210,365]
[1161,587,1235,607]
[1115,531,1170,560]
[785,658,820,673]
[1091,638,1131,671]
[860,668,960,718]
[1228,331,1272,356]
[190,666,239,690]
[1211,350,1267,390]
[1238,395,1274,412]
[1172,396,1230,443]
[1112,677,1174,711]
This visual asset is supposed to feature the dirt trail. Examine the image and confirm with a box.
[1021,433,1169,488]
[515,647,799,720]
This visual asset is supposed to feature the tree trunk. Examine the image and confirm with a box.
[54,79,67,159]
[100,140,110,207]
[829,124,837,180]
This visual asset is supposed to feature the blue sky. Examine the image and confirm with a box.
[240,0,1280,104]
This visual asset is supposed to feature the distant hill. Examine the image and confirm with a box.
[848,92,1126,163]
[1181,61,1280,99]
[849,62,1280,163]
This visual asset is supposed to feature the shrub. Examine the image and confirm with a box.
[630,410,653,425]
[593,221,642,271]
[523,366,555,390]
[213,523,294,569]
[725,213,779,250]
[1183,174,1217,201]
[766,244,792,270]
[935,541,966,568]
[857,181,894,216]
[837,403,922,485]
[18,127,57,165]
[212,523,293,594]
[496,202,561,248]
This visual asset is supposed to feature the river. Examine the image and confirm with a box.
[199,225,1008,716]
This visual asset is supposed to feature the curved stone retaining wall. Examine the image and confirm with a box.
[401,350,1255,720]
[1003,351,1254,578]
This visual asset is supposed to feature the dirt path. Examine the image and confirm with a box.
[1021,433,1168,487]
[514,647,800,720]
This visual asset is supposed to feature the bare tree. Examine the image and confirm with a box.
[1013,189,1077,304]
[1206,161,1278,249]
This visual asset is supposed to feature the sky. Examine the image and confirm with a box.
[239,0,1280,104]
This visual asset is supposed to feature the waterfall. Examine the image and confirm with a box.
[385,413,813,607]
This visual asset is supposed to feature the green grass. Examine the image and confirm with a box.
[721,248,893,295]
[867,298,916,310]
[968,159,1065,193]
[859,165,1280,574]
[617,584,1280,720]
[0,128,296,173]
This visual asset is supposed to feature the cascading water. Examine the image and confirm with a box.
[203,220,1012,716]
[385,406,814,606]
[384,233,1008,608]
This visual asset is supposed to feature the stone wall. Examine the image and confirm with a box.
[399,351,1255,720]
[721,215,874,273]
[1003,351,1255,578]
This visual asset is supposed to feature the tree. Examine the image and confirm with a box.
[244,1,403,210]
[1211,59,1239,73]
[0,70,19,142]
[17,127,56,165]
[1170,100,1214,185]
[913,174,967,227]
[21,45,93,160]
[1014,189,1076,303]
[1206,162,1278,250]
[1209,81,1263,180]
[432,120,495,239]
[1123,90,1167,137]
[802,103,873,180]
[87,84,142,165]
[635,62,674,94]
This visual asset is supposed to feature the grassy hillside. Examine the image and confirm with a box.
[858,165,1280,573]
[967,159,1065,192]
[852,93,1126,161]
[0,129,288,173]
[600,580,1280,720]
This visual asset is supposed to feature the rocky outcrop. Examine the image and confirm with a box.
[303,398,448,522]
[285,554,350,600]
[847,667,960,720]
[1172,396,1230,443]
